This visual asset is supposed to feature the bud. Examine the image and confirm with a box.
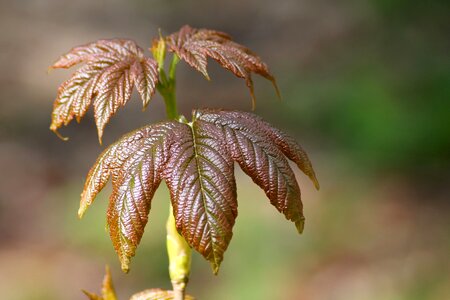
[151,30,166,70]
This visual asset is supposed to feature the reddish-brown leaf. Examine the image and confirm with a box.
[50,39,159,142]
[196,110,320,190]
[166,25,280,108]
[131,57,159,108]
[51,39,141,69]
[80,109,317,272]
[162,120,237,273]
[80,122,179,271]
[194,109,319,233]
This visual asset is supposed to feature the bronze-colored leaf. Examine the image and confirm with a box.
[194,109,319,233]
[195,110,320,190]
[50,39,159,142]
[51,39,140,69]
[129,289,194,300]
[80,109,317,273]
[131,57,159,108]
[166,25,279,108]
[162,119,237,274]
[80,122,180,271]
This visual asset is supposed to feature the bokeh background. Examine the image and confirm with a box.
[1,0,449,299]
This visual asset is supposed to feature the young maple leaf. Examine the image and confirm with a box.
[130,289,194,300]
[165,25,280,109]
[49,39,159,143]
[83,266,117,300]
[78,109,318,274]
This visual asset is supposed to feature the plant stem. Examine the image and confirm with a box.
[162,88,178,120]
[166,205,191,300]
[157,54,191,300]
[157,56,179,120]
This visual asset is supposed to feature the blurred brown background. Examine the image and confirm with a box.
[0,0,449,299]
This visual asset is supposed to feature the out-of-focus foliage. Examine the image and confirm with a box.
[274,0,450,177]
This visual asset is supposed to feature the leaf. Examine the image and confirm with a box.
[129,289,194,300]
[80,122,180,272]
[196,110,320,190]
[80,109,318,273]
[163,119,237,274]
[83,291,103,300]
[194,109,319,233]
[50,39,159,143]
[166,25,280,108]
[83,265,117,300]
[131,57,159,108]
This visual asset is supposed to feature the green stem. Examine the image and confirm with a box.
[157,55,179,121]
[168,54,180,81]
[158,54,191,300]
[162,88,178,120]
[166,206,191,300]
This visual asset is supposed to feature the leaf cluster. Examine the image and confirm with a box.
[49,25,318,276]
[50,25,278,143]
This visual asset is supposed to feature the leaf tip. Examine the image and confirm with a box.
[313,177,320,191]
[250,94,256,111]
[78,205,87,219]
[78,191,90,218]
[272,78,282,101]
[81,290,96,300]
[97,134,103,146]
[210,261,220,275]
[120,259,130,273]
[82,265,117,300]
[295,216,305,234]
[308,172,320,190]
[96,123,106,145]
[141,100,151,112]
[50,126,69,141]
[199,68,211,81]
[101,265,117,299]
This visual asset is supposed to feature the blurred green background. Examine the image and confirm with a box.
[0,0,449,299]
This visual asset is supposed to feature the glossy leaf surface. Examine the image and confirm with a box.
[50,39,158,142]
[80,122,179,272]
[80,109,318,273]
[166,25,279,108]
[163,118,237,273]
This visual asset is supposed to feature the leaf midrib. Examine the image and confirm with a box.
[187,122,220,265]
